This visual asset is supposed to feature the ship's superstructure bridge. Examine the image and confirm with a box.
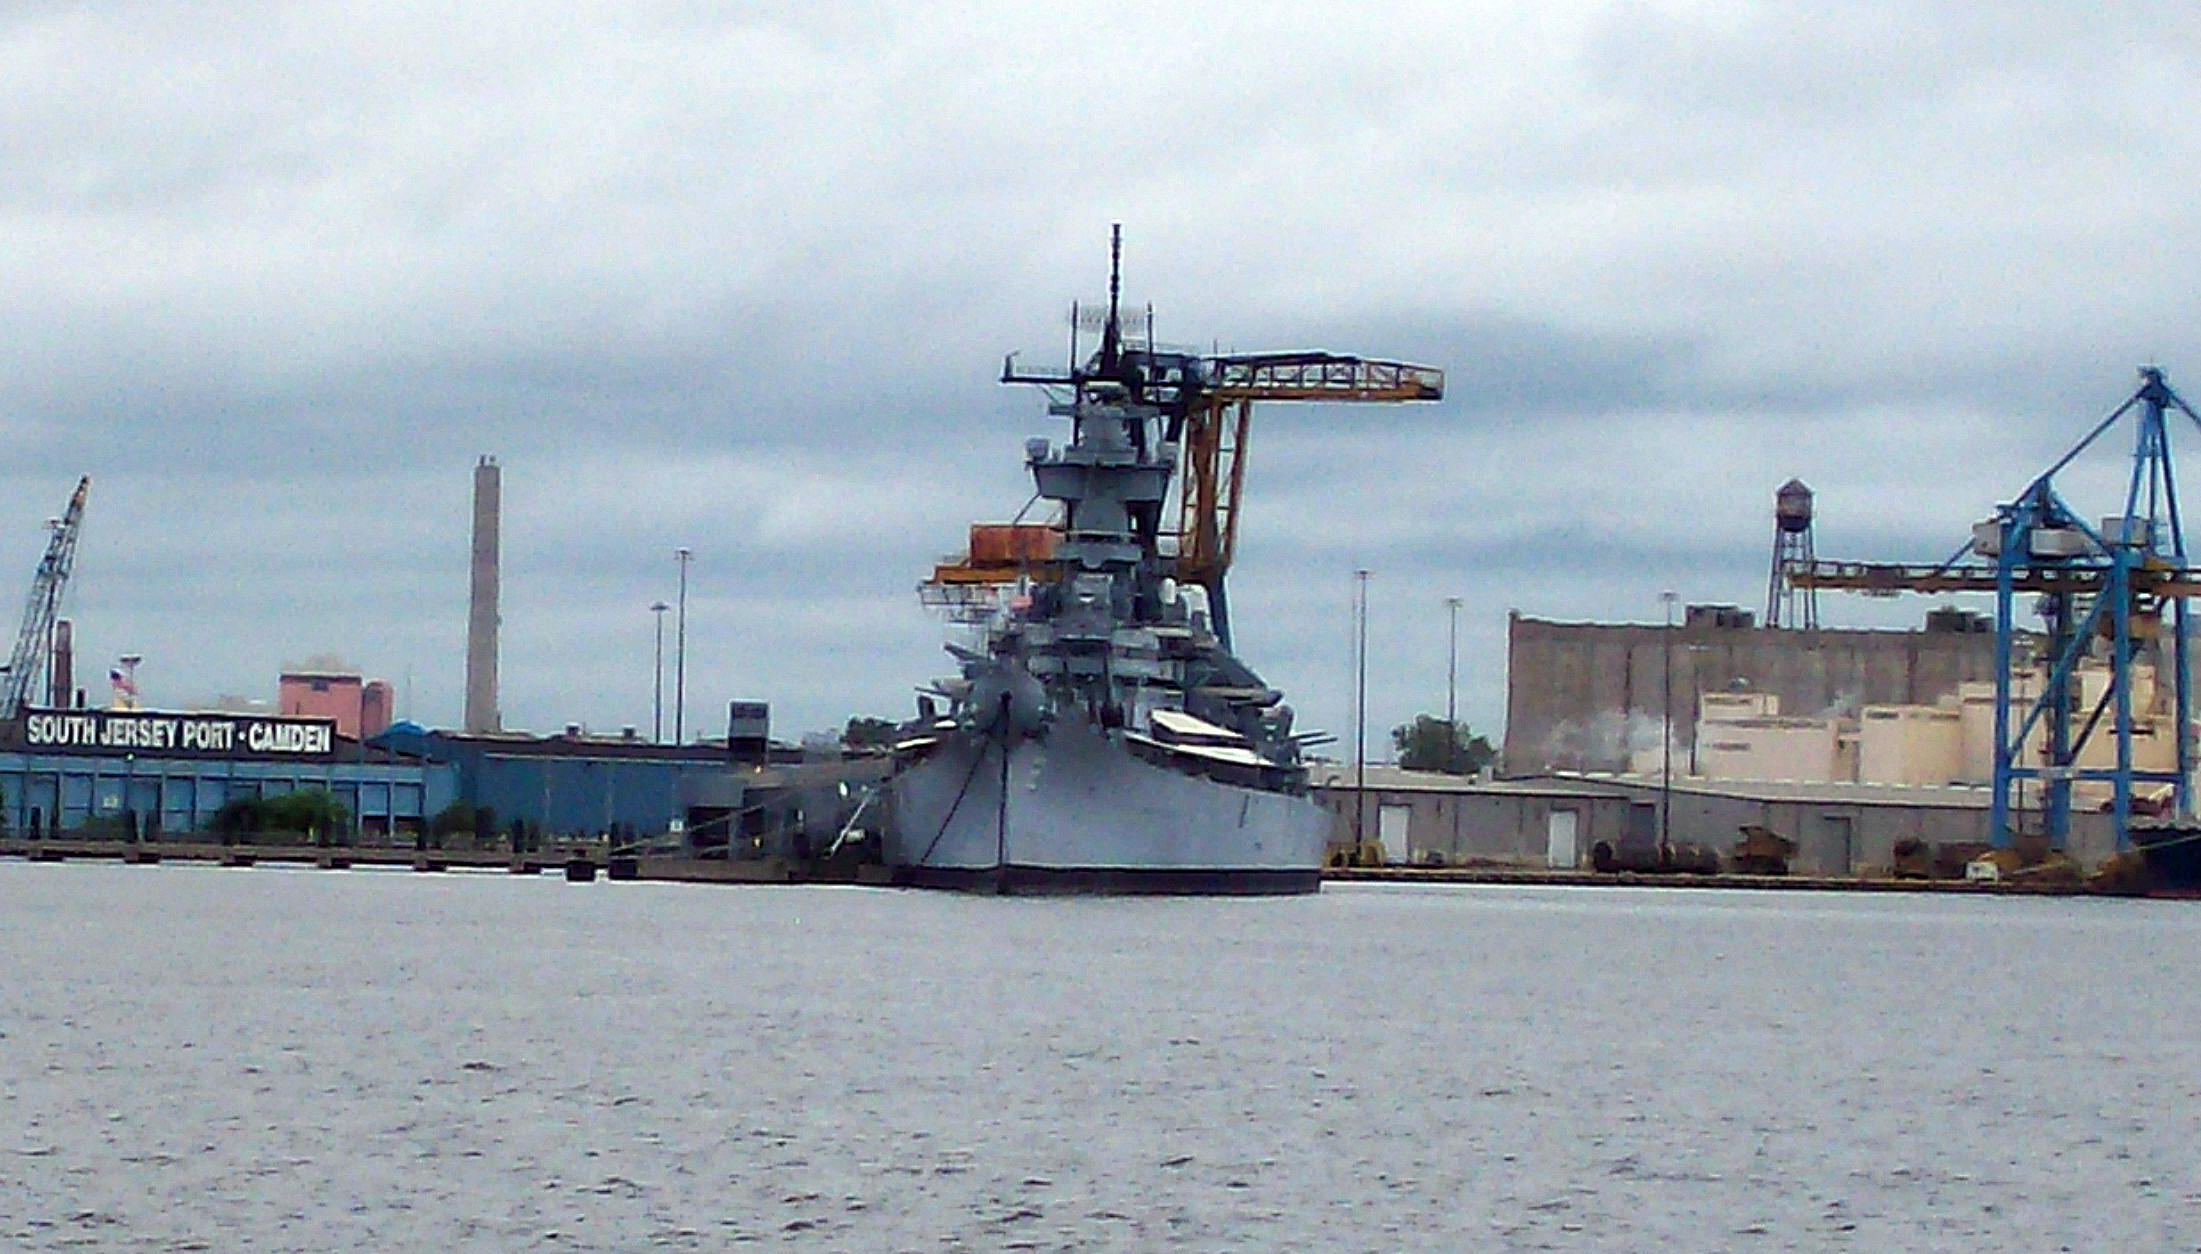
[923,234,1442,649]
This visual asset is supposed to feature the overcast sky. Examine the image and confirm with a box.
[2,1,2197,753]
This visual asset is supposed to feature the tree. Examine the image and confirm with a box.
[260,789,350,840]
[1391,715,1496,775]
[210,798,259,843]
[431,800,493,840]
[206,789,352,844]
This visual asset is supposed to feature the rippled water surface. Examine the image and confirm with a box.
[4,863,2199,1251]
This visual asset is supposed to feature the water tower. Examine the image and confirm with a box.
[1766,478,1819,629]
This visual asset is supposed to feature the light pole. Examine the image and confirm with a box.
[1353,569,1371,860]
[1444,595,1462,733]
[650,601,670,744]
[674,548,692,743]
[1685,642,1708,777]
[1660,589,1678,845]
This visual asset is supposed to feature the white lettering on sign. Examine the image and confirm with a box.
[246,720,332,755]
[21,711,333,757]
[180,720,236,752]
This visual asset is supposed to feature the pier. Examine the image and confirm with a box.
[0,836,2121,895]
[0,836,571,875]
[0,836,901,887]
[1320,864,2101,896]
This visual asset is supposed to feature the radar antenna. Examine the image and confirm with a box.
[971,230,1446,649]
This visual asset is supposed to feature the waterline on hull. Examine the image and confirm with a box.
[892,864,1322,896]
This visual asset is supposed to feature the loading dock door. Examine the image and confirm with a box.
[1546,810,1579,869]
[1379,804,1411,864]
[1820,813,1854,876]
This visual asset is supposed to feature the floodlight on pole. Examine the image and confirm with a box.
[1660,589,1679,846]
[650,601,670,744]
[674,548,692,743]
[1353,569,1371,859]
[1444,595,1462,732]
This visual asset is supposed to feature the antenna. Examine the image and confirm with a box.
[1099,223,1122,373]
[1109,225,1121,316]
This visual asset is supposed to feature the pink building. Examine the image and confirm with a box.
[278,669,394,739]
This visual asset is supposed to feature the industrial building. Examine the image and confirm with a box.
[0,708,443,837]
[0,704,881,853]
[354,696,874,853]
[277,664,394,739]
[1478,606,2147,873]
[1501,605,2004,776]
[373,723,743,842]
[1311,765,2121,877]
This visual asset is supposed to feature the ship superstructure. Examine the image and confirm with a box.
[884,228,1441,893]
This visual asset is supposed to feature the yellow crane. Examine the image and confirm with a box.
[1170,352,1443,645]
[927,348,1443,648]
[924,226,1443,646]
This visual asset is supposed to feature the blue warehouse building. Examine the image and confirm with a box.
[1,708,450,837]
[372,724,737,841]
[0,708,877,852]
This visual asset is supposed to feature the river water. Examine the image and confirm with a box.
[2,863,2197,1252]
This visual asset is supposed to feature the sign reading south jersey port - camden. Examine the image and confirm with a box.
[13,709,338,760]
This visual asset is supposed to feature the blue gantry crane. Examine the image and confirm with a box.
[1791,368,2201,852]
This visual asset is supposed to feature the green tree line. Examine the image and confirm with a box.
[1389,716,1496,775]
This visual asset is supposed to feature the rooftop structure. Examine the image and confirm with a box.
[278,666,392,740]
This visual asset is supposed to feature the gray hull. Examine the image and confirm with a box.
[885,720,1327,894]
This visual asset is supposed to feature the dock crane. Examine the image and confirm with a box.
[967,227,1444,649]
[1787,368,2200,852]
[0,476,90,720]
[1166,351,1443,649]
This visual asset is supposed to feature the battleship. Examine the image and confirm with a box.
[882,229,1441,893]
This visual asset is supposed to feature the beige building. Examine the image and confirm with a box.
[1857,705,1964,786]
[1696,714,1844,783]
[1311,765,2122,876]
[1669,662,2175,793]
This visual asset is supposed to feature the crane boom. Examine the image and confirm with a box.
[955,254,1444,651]
[1171,353,1443,646]
[2,476,90,719]
[957,345,1445,648]
[1206,352,1446,402]
[1787,559,2201,598]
